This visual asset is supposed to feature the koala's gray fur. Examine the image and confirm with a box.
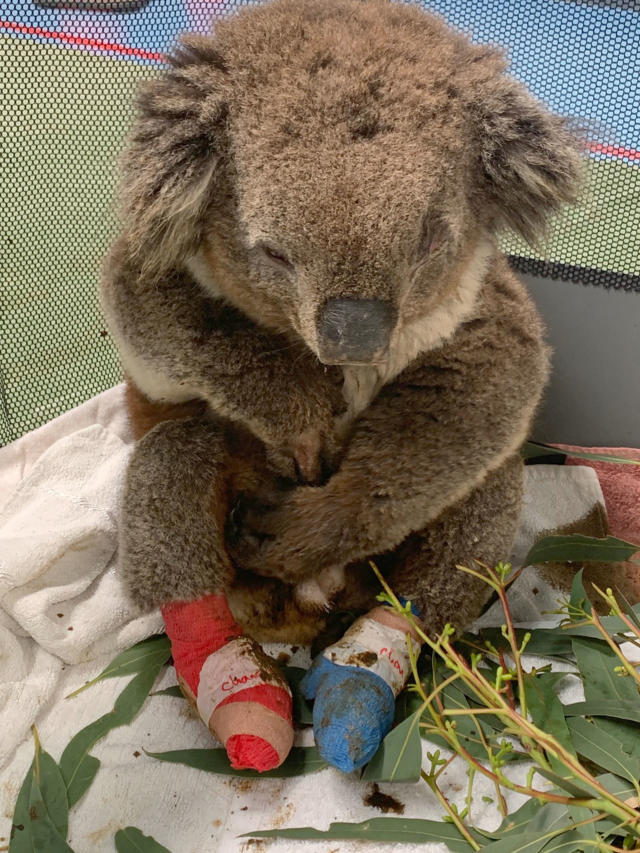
[101,0,582,642]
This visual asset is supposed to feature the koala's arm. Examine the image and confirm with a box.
[101,239,342,472]
[233,264,550,581]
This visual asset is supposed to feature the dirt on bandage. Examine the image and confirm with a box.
[344,651,378,667]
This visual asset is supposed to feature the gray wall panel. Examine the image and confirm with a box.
[519,273,639,447]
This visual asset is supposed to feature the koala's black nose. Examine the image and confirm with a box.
[317,298,394,364]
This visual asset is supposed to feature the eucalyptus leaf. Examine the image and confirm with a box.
[36,747,69,839]
[525,534,639,568]
[569,570,590,616]
[496,798,545,835]
[596,772,638,800]
[521,442,567,462]
[615,587,640,632]
[522,442,640,467]
[60,658,167,807]
[593,773,639,839]
[241,817,480,850]
[66,634,170,698]
[114,826,171,852]
[567,717,640,788]
[395,687,426,723]
[27,778,74,853]
[281,666,313,725]
[591,718,640,758]
[8,761,33,853]
[526,684,595,846]
[9,737,70,853]
[480,830,564,853]
[421,680,526,762]
[362,709,422,782]
[524,672,576,773]
[539,830,588,852]
[535,767,599,799]
[572,636,639,704]
[145,746,327,778]
[440,681,502,736]
[150,686,184,698]
[562,700,640,725]
[465,628,574,660]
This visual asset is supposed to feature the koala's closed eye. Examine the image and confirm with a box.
[258,243,295,271]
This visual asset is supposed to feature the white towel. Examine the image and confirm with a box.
[0,386,614,852]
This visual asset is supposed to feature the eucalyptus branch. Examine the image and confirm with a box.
[421,769,481,850]
[592,585,640,645]
[369,559,640,846]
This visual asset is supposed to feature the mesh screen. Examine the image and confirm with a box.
[2,0,639,444]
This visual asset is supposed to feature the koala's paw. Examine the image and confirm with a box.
[294,566,346,613]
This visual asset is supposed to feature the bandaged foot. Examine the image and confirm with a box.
[161,594,294,772]
[301,605,422,772]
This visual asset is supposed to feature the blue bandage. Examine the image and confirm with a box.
[300,655,395,773]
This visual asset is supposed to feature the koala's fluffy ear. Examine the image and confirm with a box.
[473,72,583,245]
[120,35,230,274]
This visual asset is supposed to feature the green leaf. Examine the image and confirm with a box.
[615,588,640,632]
[592,718,640,758]
[60,657,167,807]
[395,687,425,723]
[524,673,572,745]
[593,773,639,839]
[66,635,170,698]
[27,778,74,853]
[421,678,527,762]
[567,717,640,787]
[572,636,639,704]
[150,686,184,698]
[562,700,640,725]
[539,830,588,852]
[535,767,599,799]
[525,534,640,568]
[481,831,565,853]
[241,817,479,850]
[36,747,69,839]
[114,826,171,852]
[281,666,313,726]
[9,760,34,853]
[9,736,70,853]
[596,772,638,799]
[496,801,575,847]
[524,672,576,773]
[465,628,574,660]
[570,570,591,617]
[496,798,545,835]
[522,442,640,467]
[362,709,423,782]
[145,746,327,778]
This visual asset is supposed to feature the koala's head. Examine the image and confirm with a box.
[121,0,582,366]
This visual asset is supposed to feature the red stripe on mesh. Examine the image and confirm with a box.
[0,20,164,61]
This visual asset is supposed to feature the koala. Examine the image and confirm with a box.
[101,0,582,644]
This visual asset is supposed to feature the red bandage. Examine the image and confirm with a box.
[161,594,294,771]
